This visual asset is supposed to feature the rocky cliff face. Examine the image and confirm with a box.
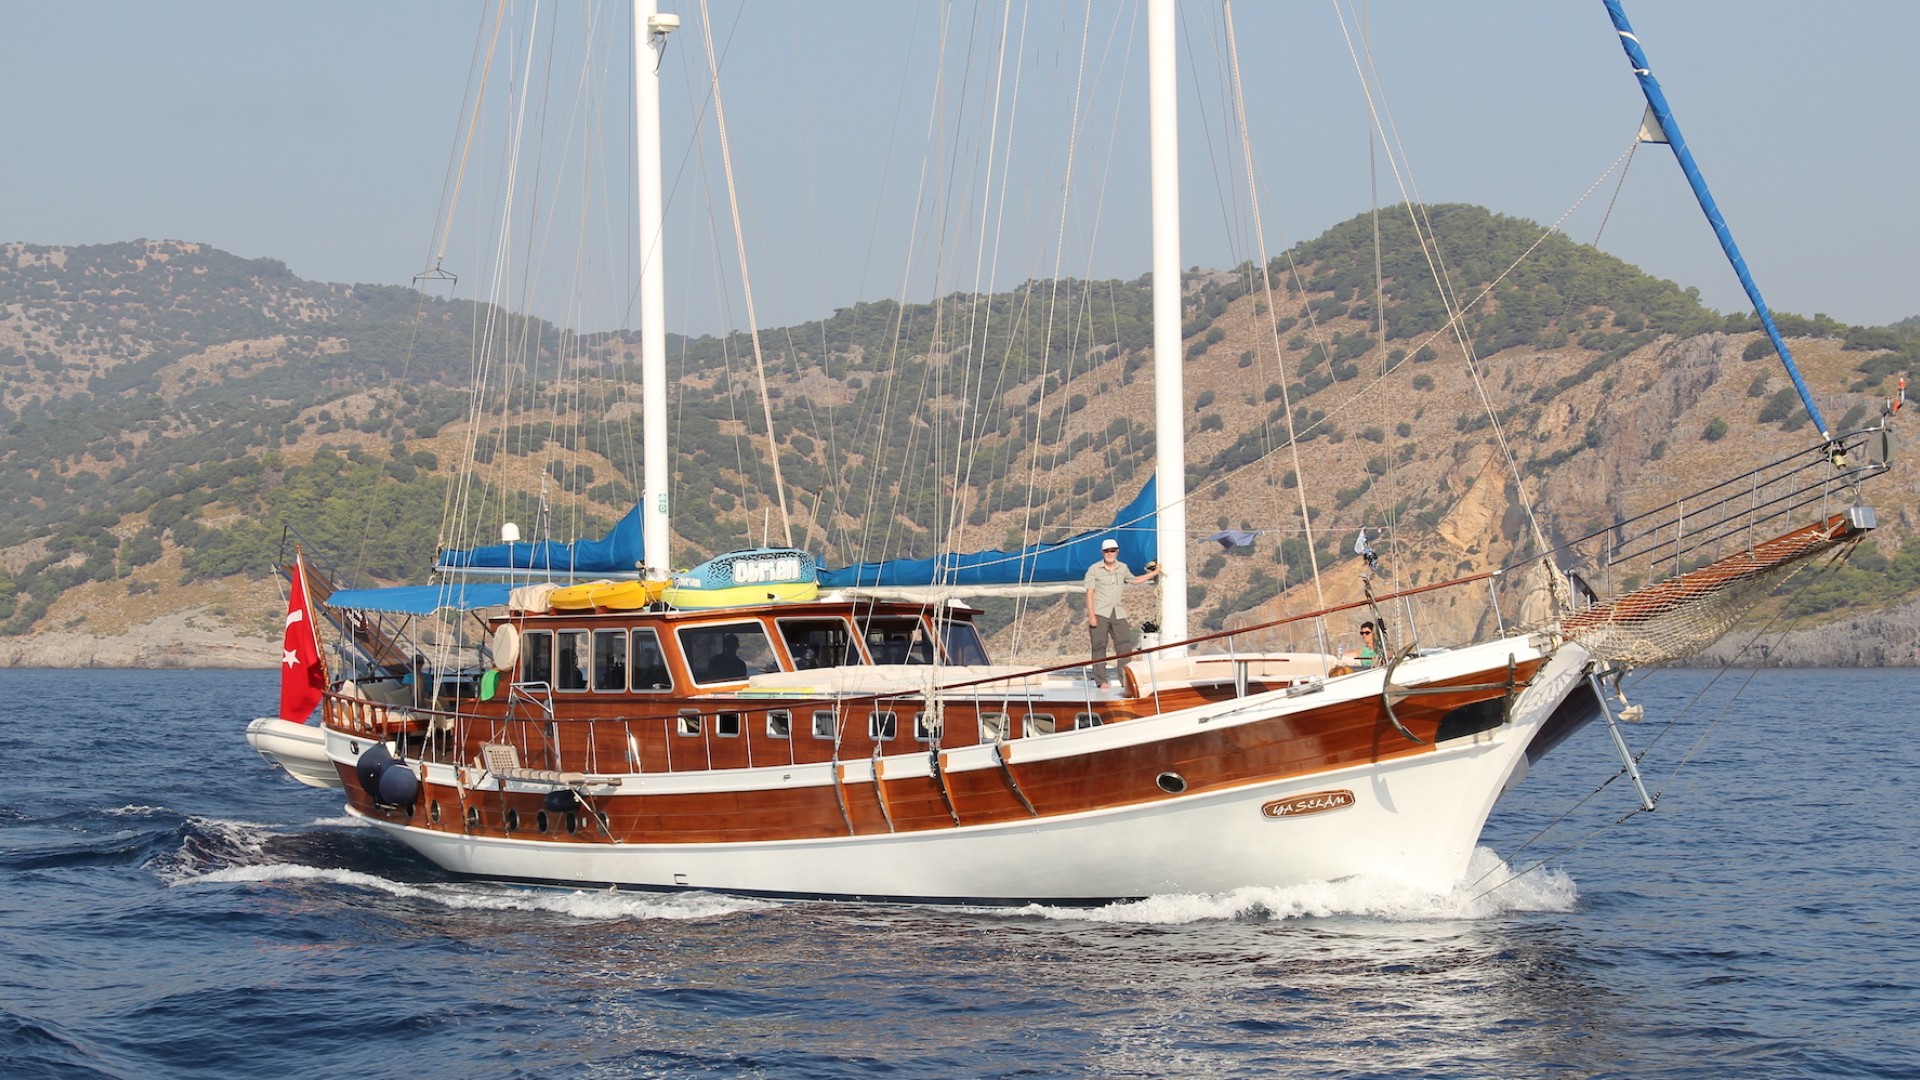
[3,223,1913,669]
[1687,597,1920,668]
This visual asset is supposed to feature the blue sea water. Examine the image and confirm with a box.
[1,666,1915,1079]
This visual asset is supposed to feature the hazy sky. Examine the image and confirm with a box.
[3,2,1913,338]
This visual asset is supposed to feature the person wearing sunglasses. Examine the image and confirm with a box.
[1353,621,1380,669]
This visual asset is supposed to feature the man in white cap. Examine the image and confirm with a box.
[1083,538,1160,689]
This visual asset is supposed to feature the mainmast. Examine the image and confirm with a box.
[634,1,677,579]
[1148,0,1188,650]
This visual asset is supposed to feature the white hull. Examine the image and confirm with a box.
[343,638,1594,903]
[245,717,343,789]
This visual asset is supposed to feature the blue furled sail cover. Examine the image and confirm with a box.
[818,475,1158,590]
[436,505,643,574]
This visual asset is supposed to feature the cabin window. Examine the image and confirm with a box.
[592,630,627,692]
[913,711,940,742]
[1025,713,1057,736]
[939,620,990,666]
[630,627,671,692]
[677,621,778,685]
[860,617,933,665]
[676,710,702,737]
[1074,712,1103,731]
[811,710,838,739]
[555,630,589,691]
[520,630,553,686]
[979,712,1008,742]
[715,712,743,738]
[767,710,792,739]
[871,711,898,741]
[776,617,862,669]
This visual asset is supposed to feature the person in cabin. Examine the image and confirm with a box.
[707,633,748,680]
[1351,621,1380,668]
[634,641,670,689]
[405,653,429,707]
[1083,538,1161,688]
[879,634,909,664]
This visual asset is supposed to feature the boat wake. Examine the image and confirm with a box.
[153,814,769,922]
[1004,848,1578,924]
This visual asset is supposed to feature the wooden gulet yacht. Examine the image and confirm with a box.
[247,0,1894,904]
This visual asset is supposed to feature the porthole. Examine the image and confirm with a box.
[504,808,520,832]
[566,810,581,834]
[1156,771,1188,795]
[428,800,441,824]
[465,805,480,828]
[536,810,551,833]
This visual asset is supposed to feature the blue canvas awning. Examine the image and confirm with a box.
[324,582,514,615]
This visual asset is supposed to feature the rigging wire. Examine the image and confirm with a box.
[1467,549,1848,902]
[424,0,509,281]
[1330,0,1563,613]
[1221,1,1330,631]
[696,0,793,549]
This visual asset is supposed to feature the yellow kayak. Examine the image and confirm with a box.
[546,579,667,611]
[590,580,669,610]
[547,581,611,610]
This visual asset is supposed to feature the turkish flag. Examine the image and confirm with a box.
[279,554,328,722]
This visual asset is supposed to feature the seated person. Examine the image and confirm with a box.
[705,633,748,680]
[1350,621,1381,668]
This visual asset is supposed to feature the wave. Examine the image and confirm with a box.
[189,861,770,921]
[0,1010,118,1080]
[150,815,768,923]
[0,804,191,873]
[1000,847,1579,925]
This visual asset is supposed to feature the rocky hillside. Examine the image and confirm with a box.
[1,207,1915,668]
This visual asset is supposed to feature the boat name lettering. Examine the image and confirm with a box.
[731,555,803,584]
[1260,790,1355,819]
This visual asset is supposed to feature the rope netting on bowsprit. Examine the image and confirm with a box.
[1541,427,1893,666]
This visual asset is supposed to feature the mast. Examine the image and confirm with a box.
[1148,0,1188,650]
[634,1,677,578]
[1602,0,1829,440]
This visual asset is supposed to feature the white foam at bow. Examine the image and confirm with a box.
[1003,847,1578,924]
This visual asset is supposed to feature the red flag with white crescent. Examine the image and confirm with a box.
[279,553,327,722]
